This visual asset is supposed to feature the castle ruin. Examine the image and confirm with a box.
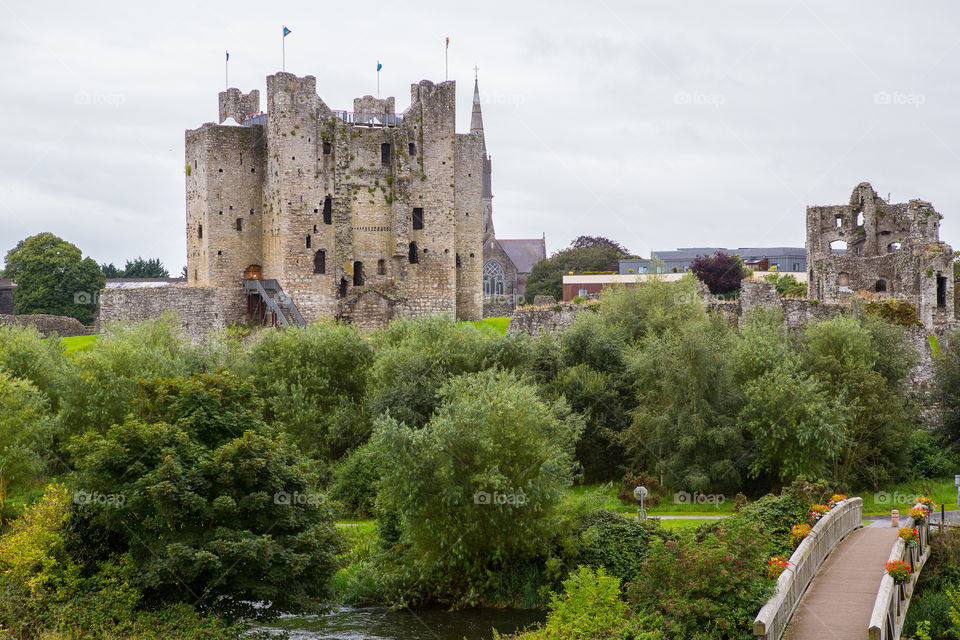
[184,71,493,329]
[806,182,956,331]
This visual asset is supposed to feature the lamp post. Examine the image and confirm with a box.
[634,486,648,520]
[955,474,959,508]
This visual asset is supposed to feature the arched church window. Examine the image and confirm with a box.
[483,260,505,296]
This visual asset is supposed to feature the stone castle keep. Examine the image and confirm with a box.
[806,182,956,331]
[183,71,496,328]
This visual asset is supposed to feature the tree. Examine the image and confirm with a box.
[101,257,170,278]
[0,372,52,499]
[800,316,914,487]
[69,371,339,619]
[739,364,848,482]
[569,236,631,255]
[370,369,582,603]
[620,315,744,492]
[244,321,374,461]
[366,314,532,429]
[4,233,105,324]
[120,257,169,278]
[100,263,123,278]
[689,251,748,295]
[936,329,960,445]
[525,246,626,302]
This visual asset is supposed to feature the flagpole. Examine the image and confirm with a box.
[225,51,229,91]
[282,35,285,72]
[445,38,449,81]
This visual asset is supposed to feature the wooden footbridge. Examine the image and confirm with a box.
[754,498,932,640]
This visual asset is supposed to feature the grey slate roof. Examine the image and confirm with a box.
[499,239,547,274]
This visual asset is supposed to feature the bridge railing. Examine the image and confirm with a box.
[867,503,932,640]
[754,497,863,640]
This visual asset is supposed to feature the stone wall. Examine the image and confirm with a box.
[507,303,592,336]
[98,285,246,342]
[483,300,514,318]
[0,314,93,337]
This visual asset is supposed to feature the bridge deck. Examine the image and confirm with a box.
[784,527,898,640]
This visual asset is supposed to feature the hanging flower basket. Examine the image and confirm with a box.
[885,560,911,584]
[790,523,812,548]
[809,504,830,523]
[898,527,919,547]
[909,507,928,522]
[916,496,935,516]
[828,494,848,507]
[767,556,790,580]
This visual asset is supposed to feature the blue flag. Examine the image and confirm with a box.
[377,61,382,72]
[283,26,291,37]
[225,51,229,61]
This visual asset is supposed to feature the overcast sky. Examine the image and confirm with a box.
[2,1,960,274]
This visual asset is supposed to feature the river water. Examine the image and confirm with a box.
[252,606,545,640]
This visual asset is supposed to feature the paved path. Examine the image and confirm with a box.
[784,527,898,640]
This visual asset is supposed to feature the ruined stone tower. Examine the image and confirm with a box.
[806,183,956,331]
[185,71,485,328]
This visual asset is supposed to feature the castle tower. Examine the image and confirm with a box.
[186,71,486,327]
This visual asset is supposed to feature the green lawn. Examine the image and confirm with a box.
[460,317,511,336]
[567,483,734,516]
[855,476,957,515]
[657,518,720,531]
[56,334,99,353]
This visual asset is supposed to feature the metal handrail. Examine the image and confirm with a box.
[246,278,289,328]
[754,497,863,640]
[867,503,932,640]
[261,279,305,326]
[333,110,403,127]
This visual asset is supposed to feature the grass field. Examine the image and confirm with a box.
[567,483,734,516]
[855,476,957,515]
[56,334,99,353]
[460,317,511,336]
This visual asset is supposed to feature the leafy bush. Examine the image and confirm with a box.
[560,510,669,585]
[0,323,67,411]
[244,321,373,461]
[689,251,748,295]
[908,430,959,479]
[903,591,953,640]
[57,313,200,435]
[329,445,381,518]
[69,372,340,619]
[504,566,663,640]
[621,315,744,493]
[367,314,532,429]
[763,273,806,298]
[864,298,923,327]
[627,517,773,639]
[617,471,664,508]
[0,372,55,496]
[936,329,960,445]
[371,369,582,605]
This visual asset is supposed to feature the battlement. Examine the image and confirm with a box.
[218,88,260,124]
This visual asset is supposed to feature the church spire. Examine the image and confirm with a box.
[470,66,484,136]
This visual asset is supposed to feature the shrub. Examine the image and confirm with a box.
[329,445,381,518]
[0,323,67,411]
[57,314,199,435]
[367,314,532,429]
[627,517,774,639]
[617,470,664,508]
[560,510,669,585]
[908,430,959,479]
[689,251,748,294]
[505,566,663,640]
[69,372,340,619]
[244,321,373,461]
[904,592,952,640]
[864,298,923,327]
[371,369,582,605]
